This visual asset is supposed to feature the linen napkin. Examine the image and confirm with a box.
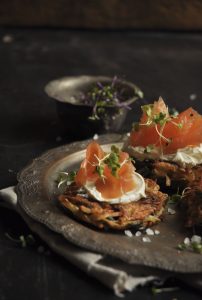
[0,186,202,297]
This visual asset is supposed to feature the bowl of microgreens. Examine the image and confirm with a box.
[45,75,143,138]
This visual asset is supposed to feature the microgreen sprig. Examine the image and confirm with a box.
[144,144,154,154]
[177,236,202,254]
[151,286,179,295]
[81,76,143,121]
[94,145,127,179]
[168,192,182,204]
[133,102,183,150]
[5,233,36,248]
[57,171,77,188]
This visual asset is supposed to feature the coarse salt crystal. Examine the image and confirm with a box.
[93,134,99,140]
[135,231,142,237]
[154,230,160,235]
[168,207,176,215]
[189,94,197,101]
[184,237,190,245]
[191,235,201,244]
[124,230,133,238]
[142,237,151,243]
[146,228,154,236]
[2,34,13,43]
[127,132,130,137]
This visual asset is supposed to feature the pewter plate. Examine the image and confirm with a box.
[17,134,202,273]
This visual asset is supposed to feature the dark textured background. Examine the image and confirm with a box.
[0,28,202,299]
[1,1,202,298]
[1,0,202,30]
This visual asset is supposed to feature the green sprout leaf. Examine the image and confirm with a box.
[177,237,202,254]
[111,145,120,154]
[168,193,182,204]
[169,107,179,117]
[191,242,202,254]
[57,171,76,188]
[81,77,143,121]
[94,145,125,178]
[141,104,153,117]
[153,112,167,126]
[177,243,187,251]
[96,165,104,178]
[133,100,185,154]
[5,233,36,248]
[104,151,120,177]
[144,144,154,154]
[151,286,179,295]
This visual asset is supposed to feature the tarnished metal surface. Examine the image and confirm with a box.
[17,134,202,273]
[44,75,142,105]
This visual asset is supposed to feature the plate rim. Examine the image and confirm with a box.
[16,133,202,274]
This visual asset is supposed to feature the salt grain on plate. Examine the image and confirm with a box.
[168,207,176,215]
[146,228,154,236]
[184,237,190,245]
[154,230,160,235]
[135,231,142,237]
[191,235,201,244]
[93,134,99,140]
[142,236,151,243]
[2,34,13,43]
[189,94,197,101]
[124,230,133,237]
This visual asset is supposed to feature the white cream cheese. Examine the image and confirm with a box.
[127,145,161,161]
[127,144,202,167]
[84,172,146,204]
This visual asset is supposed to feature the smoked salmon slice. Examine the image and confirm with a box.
[75,142,137,199]
[75,141,104,186]
[130,98,202,154]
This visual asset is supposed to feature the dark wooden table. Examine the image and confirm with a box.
[0,28,202,300]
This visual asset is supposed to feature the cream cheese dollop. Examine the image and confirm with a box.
[162,144,202,167]
[84,172,146,204]
[127,144,202,167]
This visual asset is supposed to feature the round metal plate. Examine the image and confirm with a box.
[17,134,202,273]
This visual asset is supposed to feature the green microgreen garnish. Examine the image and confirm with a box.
[57,171,77,188]
[151,286,179,295]
[177,235,202,254]
[142,104,153,118]
[169,107,179,117]
[80,76,143,121]
[192,242,202,253]
[168,192,182,204]
[5,233,36,248]
[144,144,154,154]
[153,112,167,126]
[177,123,183,129]
[134,100,183,151]
[94,145,129,179]
[96,164,105,178]
[104,152,121,176]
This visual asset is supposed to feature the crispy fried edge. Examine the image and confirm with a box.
[58,179,168,230]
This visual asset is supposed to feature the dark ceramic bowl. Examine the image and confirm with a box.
[45,75,143,138]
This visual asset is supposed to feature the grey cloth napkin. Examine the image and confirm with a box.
[0,186,201,297]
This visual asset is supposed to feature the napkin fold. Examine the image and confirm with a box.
[0,186,201,297]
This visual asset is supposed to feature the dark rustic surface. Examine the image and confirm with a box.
[2,0,202,30]
[0,28,202,300]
